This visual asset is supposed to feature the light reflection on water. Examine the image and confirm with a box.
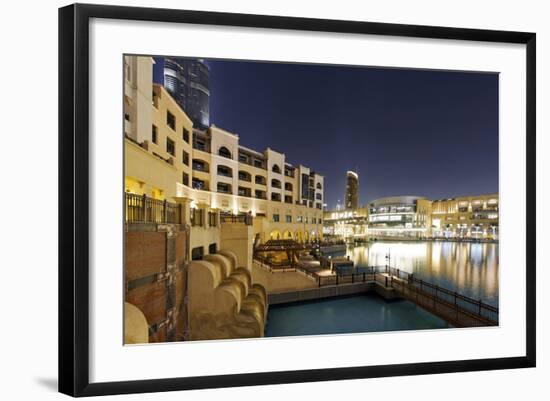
[336,241,499,307]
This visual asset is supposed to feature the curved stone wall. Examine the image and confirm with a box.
[124,302,149,344]
[188,250,267,340]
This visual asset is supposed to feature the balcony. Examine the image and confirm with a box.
[217,183,232,194]
[192,137,211,153]
[238,187,252,197]
[238,171,252,182]
[192,179,209,191]
[471,212,499,220]
[238,152,267,169]
[217,165,233,178]
[220,211,253,226]
[192,159,210,173]
[125,193,182,224]
[255,176,267,186]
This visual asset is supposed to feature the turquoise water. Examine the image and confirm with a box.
[265,294,451,337]
[329,242,499,307]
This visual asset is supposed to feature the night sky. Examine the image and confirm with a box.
[154,58,498,209]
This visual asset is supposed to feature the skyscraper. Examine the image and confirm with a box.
[345,171,359,209]
[156,57,210,129]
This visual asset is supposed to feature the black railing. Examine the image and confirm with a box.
[125,193,182,224]
[317,266,378,287]
[313,265,498,326]
[220,212,253,226]
[254,257,496,324]
[385,266,499,324]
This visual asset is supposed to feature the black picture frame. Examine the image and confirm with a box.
[58,3,536,397]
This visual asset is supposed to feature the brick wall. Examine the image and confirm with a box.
[125,222,189,343]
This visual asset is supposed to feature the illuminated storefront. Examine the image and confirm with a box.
[367,196,432,239]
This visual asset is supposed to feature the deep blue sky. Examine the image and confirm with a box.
[154,58,498,209]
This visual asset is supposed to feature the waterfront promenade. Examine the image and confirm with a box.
[256,256,498,328]
[252,262,317,293]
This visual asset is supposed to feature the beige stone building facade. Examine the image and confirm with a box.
[124,55,324,262]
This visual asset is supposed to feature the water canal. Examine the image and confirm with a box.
[265,294,451,337]
[333,241,499,308]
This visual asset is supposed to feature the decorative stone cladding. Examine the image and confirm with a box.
[188,250,267,340]
[124,222,189,343]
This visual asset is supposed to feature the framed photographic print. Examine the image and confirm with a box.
[58,3,536,397]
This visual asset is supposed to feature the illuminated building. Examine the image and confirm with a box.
[431,195,499,239]
[367,196,432,239]
[124,56,324,261]
[345,170,359,209]
[323,207,369,240]
[157,57,210,130]
[323,194,499,241]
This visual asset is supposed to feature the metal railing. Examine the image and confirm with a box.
[317,267,377,287]
[384,266,499,325]
[125,193,182,224]
[253,257,296,272]
[219,212,253,226]
[314,265,498,326]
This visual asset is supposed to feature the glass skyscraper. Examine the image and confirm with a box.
[156,57,210,129]
[345,171,359,209]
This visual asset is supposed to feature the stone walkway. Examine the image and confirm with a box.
[252,263,317,293]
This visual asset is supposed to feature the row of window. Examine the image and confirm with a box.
[189,178,299,205]
[187,179,321,212]
[190,162,307,192]
[158,113,326,196]
[445,213,499,221]
[152,113,325,200]
[165,110,191,145]
[157,114,325,192]
[272,214,322,224]
[191,243,217,261]
[151,122,190,159]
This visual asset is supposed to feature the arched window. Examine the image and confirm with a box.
[284,182,293,191]
[192,159,209,173]
[271,179,281,189]
[255,175,266,185]
[238,170,251,182]
[316,182,322,190]
[218,146,232,159]
[272,164,281,174]
[217,165,233,178]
